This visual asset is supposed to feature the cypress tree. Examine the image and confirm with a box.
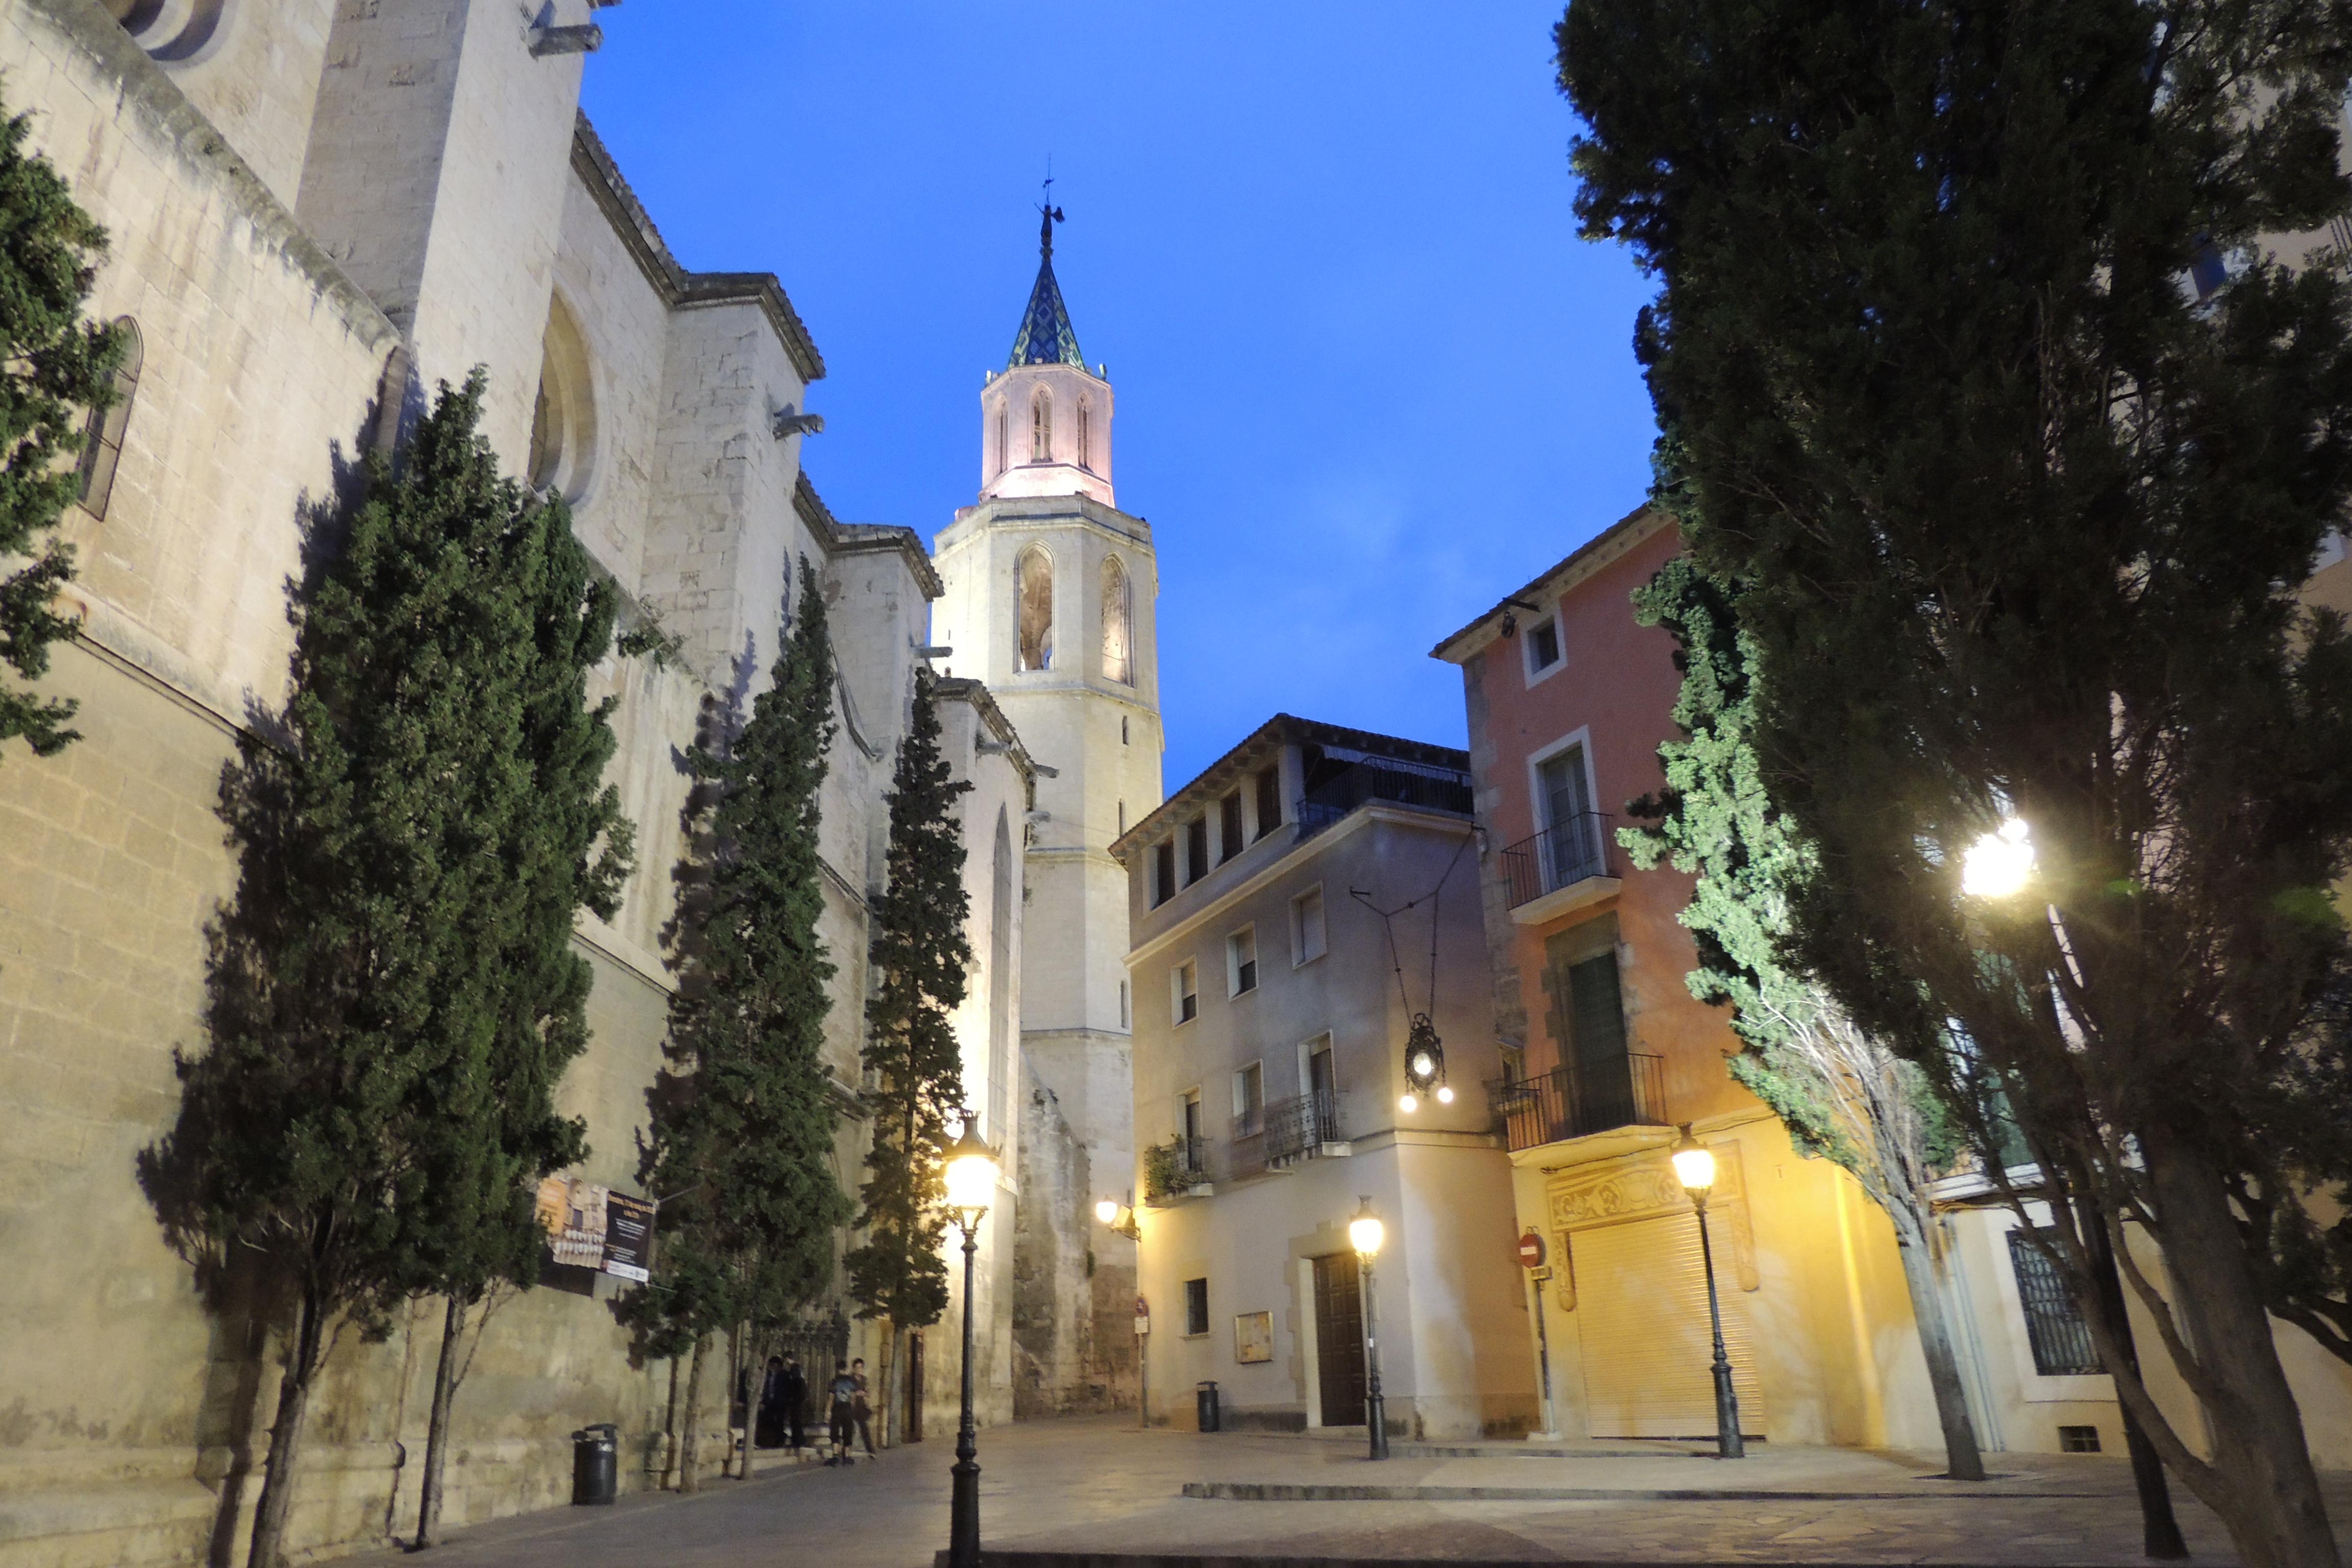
[137,374,629,1568]
[631,559,851,1490]
[407,486,634,1548]
[1563,0,2352,1557]
[845,670,973,1428]
[0,96,124,764]
[1622,542,1986,1483]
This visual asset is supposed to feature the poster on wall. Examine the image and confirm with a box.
[1234,1310,1273,1364]
[601,1190,656,1283]
[534,1174,658,1287]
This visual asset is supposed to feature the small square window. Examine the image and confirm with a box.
[1184,1277,1210,1337]
[1227,926,1258,996]
[2059,1425,2101,1453]
[1173,961,1198,1025]
[1291,886,1327,965]
[1527,616,1562,675]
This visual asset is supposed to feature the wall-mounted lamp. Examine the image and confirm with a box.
[1093,1191,1141,1241]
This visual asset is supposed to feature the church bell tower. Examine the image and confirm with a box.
[932,206,1160,1403]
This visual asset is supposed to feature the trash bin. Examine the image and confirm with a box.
[1196,1381,1220,1433]
[571,1423,618,1505]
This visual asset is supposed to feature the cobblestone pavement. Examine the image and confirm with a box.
[340,1414,2350,1567]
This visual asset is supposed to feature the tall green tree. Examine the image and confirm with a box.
[408,488,634,1548]
[0,97,124,763]
[1563,1,2352,1561]
[845,670,972,1432]
[631,560,851,1490]
[138,373,629,1568]
[1623,544,1985,1484]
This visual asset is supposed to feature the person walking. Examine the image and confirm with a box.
[851,1357,876,1456]
[825,1363,858,1466]
[779,1355,809,1456]
[756,1355,789,1450]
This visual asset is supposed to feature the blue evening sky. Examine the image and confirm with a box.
[580,3,1659,790]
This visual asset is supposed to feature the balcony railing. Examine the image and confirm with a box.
[1143,1133,1214,1202]
[1487,1054,1668,1153]
[1263,1089,1345,1165]
[1499,812,1614,909]
[1297,758,1475,836]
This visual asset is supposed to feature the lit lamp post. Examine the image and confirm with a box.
[1670,1125,1744,1459]
[943,1116,1000,1568]
[1348,1196,1388,1460]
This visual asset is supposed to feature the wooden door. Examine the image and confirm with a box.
[1311,1251,1366,1425]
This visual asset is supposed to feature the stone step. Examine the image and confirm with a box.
[1179,1479,2105,1504]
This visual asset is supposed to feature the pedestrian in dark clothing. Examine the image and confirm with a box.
[825,1364,858,1465]
[779,1356,808,1453]
[851,1357,876,1455]
[756,1355,789,1450]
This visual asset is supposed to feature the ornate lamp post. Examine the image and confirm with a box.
[944,1116,1000,1568]
[1348,1196,1388,1460]
[1670,1125,1744,1459]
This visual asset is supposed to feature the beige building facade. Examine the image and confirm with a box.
[1111,717,1537,1438]
[0,2,1059,1562]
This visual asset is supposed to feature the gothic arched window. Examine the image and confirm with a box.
[1101,554,1133,685]
[1077,400,1092,472]
[1016,546,1054,672]
[1031,390,1051,462]
[78,317,142,520]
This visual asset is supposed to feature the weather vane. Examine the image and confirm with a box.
[1039,157,1064,260]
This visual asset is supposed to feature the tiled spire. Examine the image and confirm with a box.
[1007,204,1085,370]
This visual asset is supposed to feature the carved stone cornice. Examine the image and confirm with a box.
[1544,1142,1759,1312]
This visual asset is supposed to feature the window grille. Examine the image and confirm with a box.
[2008,1229,2103,1377]
[1184,1277,1209,1336]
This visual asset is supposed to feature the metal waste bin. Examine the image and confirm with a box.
[1196,1381,1220,1433]
[571,1423,618,1505]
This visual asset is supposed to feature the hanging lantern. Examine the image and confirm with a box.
[1400,1013,1447,1112]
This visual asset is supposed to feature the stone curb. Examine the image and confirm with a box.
[944,1555,2144,1568]
[1181,1480,2110,1503]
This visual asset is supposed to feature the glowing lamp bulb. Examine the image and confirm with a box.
[943,1120,999,1213]
[1670,1125,1716,1196]
[1435,1085,1455,1105]
[1348,1199,1385,1258]
[1399,1092,1419,1114]
[1410,1050,1436,1079]
[1094,1198,1119,1226]
[1961,817,2036,898]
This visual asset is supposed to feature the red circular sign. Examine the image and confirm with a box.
[1516,1231,1546,1268]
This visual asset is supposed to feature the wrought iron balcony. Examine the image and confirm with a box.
[1263,1089,1346,1165]
[1143,1133,1215,1203]
[1498,812,1614,910]
[1487,1055,1668,1153]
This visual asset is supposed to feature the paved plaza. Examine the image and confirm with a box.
[343,1415,2352,1567]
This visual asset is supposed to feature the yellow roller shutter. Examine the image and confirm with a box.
[1574,1212,1767,1439]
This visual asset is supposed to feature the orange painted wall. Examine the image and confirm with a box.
[1462,519,1752,1125]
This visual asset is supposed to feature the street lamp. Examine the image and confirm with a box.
[1962,816,2035,898]
[1670,1125,1745,1459]
[943,1115,1000,1568]
[1348,1196,1389,1460]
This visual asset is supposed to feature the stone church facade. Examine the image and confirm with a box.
[0,1,1127,1562]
